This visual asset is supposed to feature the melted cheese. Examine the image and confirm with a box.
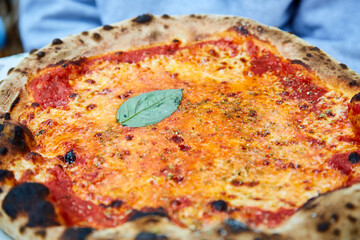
[8,30,360,229]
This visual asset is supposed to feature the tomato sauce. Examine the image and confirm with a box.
[247,40,327,105]
[327,153,352,175]
[45,166,118,227]
[337,135,360,144]
[29,66,77,108]
[282,76,327,104]
[97,42,181,64]
[240,207,295,227]
[349,102,360,115]
[249,51,282,76]
[29,39,238,108]
[94,39,237,65]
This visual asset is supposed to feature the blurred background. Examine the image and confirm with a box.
[0,0,23,57]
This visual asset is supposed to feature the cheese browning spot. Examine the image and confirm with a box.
[134,14,153,24]
[348,152,360,164]
[64,150,76,164]
[211,200,228,212]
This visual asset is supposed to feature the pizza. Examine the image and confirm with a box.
[1,14,360,240]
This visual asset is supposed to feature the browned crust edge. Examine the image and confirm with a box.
[0,14,360,240]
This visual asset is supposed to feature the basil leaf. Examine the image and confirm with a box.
[116,89,183,127]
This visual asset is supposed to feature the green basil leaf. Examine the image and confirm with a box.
[116,89,183,127]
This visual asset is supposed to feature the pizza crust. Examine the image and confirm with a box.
[1,14,360,240]
[2,14,360,113]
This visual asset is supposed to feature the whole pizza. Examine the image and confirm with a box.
[1,14,360,240]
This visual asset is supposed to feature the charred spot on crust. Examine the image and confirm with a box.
[37,51,45,59]
[92,33,101,41]
[103,25,114,30]
[0,147,8,156]
[223,218,250,234]
[0,170,13,182]
[10,97,20,112]
[27,200,58,227]
[47,59,66,68]
[64,150,76,164]
[333,229,340,236]
[35,230,46,238]
[7,67,14,75]
[64,57,85,67]
[301,197,318,210]
[134,14,153,24]
[9,125,30,151]
[127,207,169,221]
[3,183,49,217]
[190,14,204,19]
[211,200,228,212]
[9,125,26,149]
[340,63,348,69]
[2,183,58,227]
[290,59,310,70]
[345,202,355,209]
[347,215,357,222]
[317,221,330,232]
[306,53,312,58]
[233,26,249,36]
[30,48,38,54]
[4,113,10,120]
[310,46,320,52]
[162,14,170,19]
[350,92,360,103]
[135,232,168,240]
[52,38,63,45]
[349,80,359,87]
[348,152,360,164]
[282,40,291,45]
[81,31,88,36]
[331,213,339,222]
[60,227,94,240]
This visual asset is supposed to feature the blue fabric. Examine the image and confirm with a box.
[0,17,6,49]
[19,0,360,72]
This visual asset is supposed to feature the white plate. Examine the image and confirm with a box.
[0,53,28,82]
